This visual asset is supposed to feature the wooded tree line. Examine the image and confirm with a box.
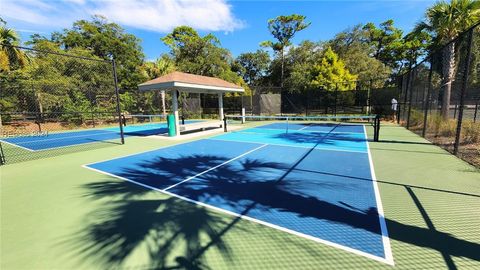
[1,0,479,119]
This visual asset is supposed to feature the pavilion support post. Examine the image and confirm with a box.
[172,90,180,136]
[218,93,224,121]
[241,108,246,124]
[161,90,166,118]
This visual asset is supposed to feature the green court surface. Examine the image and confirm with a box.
[1,123,479,269]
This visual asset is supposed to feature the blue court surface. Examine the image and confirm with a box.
[84,122,393,264]
[0,120,201,151]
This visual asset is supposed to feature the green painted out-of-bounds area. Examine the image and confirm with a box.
[1,124,479,269]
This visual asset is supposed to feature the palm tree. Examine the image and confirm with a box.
[0,20,28,133]
[415,0,480,120]
[142,56,176,115]
[0,23,27,71]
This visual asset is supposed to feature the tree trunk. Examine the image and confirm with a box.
[441,42,456,120]
[36,92,43,114]
[280,47,284,89]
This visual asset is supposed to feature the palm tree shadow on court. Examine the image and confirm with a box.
[63,180,238,269]
[273,131,367,144]
[65,154,480,269]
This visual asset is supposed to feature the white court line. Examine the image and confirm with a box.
[82,139,266,168]
[0,139,35,152]
[363,125,395,265]
[297,124,312,131]
[0,130,119,152]
[82,163,394,265]
[7,130,118,144]
[81,127,392,265]
[163,144,268,191]
[251,127,365,134]
[207,138,368,154]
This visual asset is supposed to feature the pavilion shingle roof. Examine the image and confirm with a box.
[139,71,243,89]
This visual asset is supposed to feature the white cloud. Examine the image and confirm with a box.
[1,0,244,32]
[16,29,48,34]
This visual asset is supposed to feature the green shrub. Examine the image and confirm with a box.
[409,109,424,128]
[438,119,457,137]
[462,121,480,143]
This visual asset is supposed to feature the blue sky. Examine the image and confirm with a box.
[2,0,435,60]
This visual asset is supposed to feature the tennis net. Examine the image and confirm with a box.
[123,114,167,126]
[224,115,380,141]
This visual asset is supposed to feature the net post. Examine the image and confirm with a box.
[121,114,126,126]
[372,115,379,142]
[112,59,124,144]
[375,115,381,142]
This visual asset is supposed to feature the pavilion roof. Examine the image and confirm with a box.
[138,71,244,94]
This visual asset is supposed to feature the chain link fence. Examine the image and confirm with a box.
[279,79,398,117]
[0,45,124,164]
[398,23,480,167]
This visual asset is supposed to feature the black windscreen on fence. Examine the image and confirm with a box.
[249,79,399,117]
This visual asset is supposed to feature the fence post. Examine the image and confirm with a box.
[91,111,95,128]
[0,142,5,165]
[334,83,338,116]
[422,58,434,137]
[112,59,125,144]
[474,101,478,123]
[397,76,402,124]
[406,69,414,129]
[368,79,373,115]
[454,29,474,155]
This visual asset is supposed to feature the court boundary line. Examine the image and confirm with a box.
[82,140,264,168]
[363,125,395,265]
[2,120,202,152]
[0,139,35,152]
[207,137,368,154]
[82,133,393,265]
[0,130,120,152]
[5,130,118,144]
[298,125,311,131]
[163,144,268,191]
[82,163,394,265]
